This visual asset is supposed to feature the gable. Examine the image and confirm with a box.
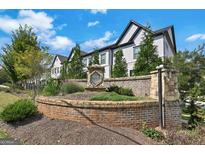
[133,29,145,46]
[117,23,139,45]
[51,56,61,68]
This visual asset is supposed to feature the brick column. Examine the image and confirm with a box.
[150,69,179,101]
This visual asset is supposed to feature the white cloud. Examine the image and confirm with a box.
[0,10,74,51]
[87,21,99,27]
[90,9,107,14]
[0,10,53,33]
[56,23,67,30]
[186,33,205,42]
[81,31,113,51]
[48,36,75,50]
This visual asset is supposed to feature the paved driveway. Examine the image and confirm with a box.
[0,114,157,145]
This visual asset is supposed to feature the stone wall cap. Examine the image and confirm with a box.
[36,96,158,108]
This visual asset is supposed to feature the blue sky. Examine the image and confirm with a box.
[0,9,205,56]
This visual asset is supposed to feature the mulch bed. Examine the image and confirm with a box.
[0,114,158,145]
[51,91,100,100]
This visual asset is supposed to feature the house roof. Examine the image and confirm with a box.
[64,20,177,62]
[56,54,67,63]
[51,54,67,68]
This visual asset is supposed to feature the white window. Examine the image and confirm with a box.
[88,57,92,65]
[100,53,106,65]
[133,46,140,59]
[82,58,87,67]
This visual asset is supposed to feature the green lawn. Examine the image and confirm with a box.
[90,92,142,101]
[0,91,20,112]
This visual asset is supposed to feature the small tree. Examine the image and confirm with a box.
[133,26,162,76]
[67,44,84,79]
[112,49,127,77]
[164,44,205,129]
[1,49,18,87]
[1,25,51,98]
[91,49,99,65]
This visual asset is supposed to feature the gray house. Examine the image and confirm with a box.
[51,20,176,79]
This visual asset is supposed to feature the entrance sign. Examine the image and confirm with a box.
[86,65,105,91]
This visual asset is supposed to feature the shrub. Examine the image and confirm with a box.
[61,82,84,94]
[118,87,134,96]
[106,85,134,96]
[42,79,60,96]
[106,85,120,93]
[0,99,37,122]
[141,124,164,141]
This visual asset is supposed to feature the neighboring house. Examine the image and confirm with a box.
[52,20,177,79]
[51,54,67,79]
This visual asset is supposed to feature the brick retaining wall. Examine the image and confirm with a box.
[64,75,151,97]
[36,97,181,129]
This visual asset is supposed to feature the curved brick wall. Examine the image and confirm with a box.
[36,97,181,129]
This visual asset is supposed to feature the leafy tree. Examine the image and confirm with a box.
[112,49,127,77]
[91,49,99,65]
[1,47,18,87]
[67,44,84,79]
[1,25,51,98]
[0,67,9,84]
[133,26,162,76]
[164,44,205,128]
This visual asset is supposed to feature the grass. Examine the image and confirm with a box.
[0,91,20,112]
[90,92,141,101]
[0,130,9,139]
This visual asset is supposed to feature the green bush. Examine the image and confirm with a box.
[106,85,134,96]
[42,79,60,96]
[61,82,84,94]
[106,85,120,93]
[141,124,164,141]
[118,87,134,96]
[0,99,37,122]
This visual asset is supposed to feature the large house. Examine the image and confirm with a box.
[51,20,176,79]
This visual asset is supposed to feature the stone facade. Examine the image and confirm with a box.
[64,69,179,99]
[64,75,151,97]
[36,97,181,129]
[150,69,179,101]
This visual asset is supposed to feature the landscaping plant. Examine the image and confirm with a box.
[106,85,134,96]
[141,123,164,141]
[61,82,84,94]
[42,79,60,96]
[0,99,37,122]
[112,49,127,78]
[133,25,162,76]
[66,44,85,79]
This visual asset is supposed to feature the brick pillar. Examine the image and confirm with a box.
[150,69,179,101]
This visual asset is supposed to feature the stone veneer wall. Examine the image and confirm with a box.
[36,97,181,129]
[64,75,151,97]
